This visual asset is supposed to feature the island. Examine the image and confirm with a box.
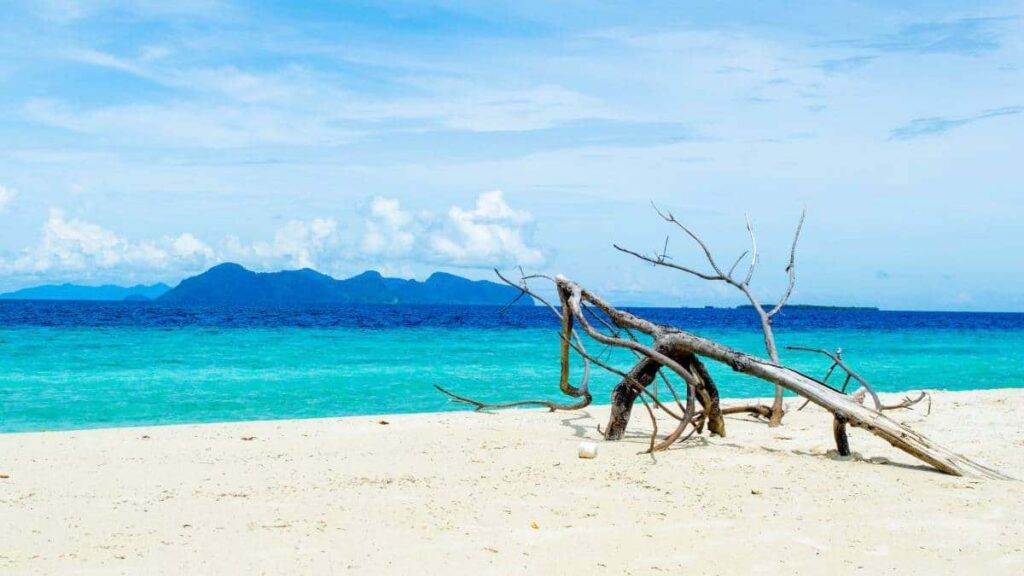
[157,263,532,306]
[0,283,171,301]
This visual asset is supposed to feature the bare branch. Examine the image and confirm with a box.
[658,327,1009,479]
[434,385,589,412]
[622,205,805,425]
[786,346,882,411]
[436,269,593,412]
[822,360,840,385]
[650,201,726,276]
[648,367,698,452]
[495,267,592,397]
[767,208,806,318]
[567,287,700,393]
[882,391,931,413]
[636,393,659,454]
[566,274,1009,479]
[726,250,749,280]
[613,244,723,281]
[742,214,758,286]
[435,209,1010,480]
[562,335,687,422]
[722,404,774,418]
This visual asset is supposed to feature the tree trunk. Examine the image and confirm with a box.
[688,355,726,437]
[604,352,726,441]
[603,357,661,440]
[658,332,1010,479]
[833,415,850,457]
[768,386,785,427]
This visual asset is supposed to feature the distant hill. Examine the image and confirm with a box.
[158,263,533,306]
[0,282,171,302]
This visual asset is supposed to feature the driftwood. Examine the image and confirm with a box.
[787,345,930,456]
[435,209,1010,480]
[614,205,804,426]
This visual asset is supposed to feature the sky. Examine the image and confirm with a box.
[0,1,1021,311]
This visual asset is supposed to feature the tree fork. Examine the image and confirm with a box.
[652,331,1010,479]
[603,357,661,440]
[560,276,1011,479]
[603,352,725,441]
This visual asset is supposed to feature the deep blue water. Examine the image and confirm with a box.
[3,300,1023,330]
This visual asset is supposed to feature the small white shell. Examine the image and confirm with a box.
[578,440,598,459]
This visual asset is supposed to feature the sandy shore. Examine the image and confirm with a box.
[2,389,1022,575]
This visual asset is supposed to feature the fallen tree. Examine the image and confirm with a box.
[613,204,803,426]
[436,208,1010,480]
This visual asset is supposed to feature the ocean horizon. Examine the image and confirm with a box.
[2,300,1022,434]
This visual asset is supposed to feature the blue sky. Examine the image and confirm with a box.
[0,1,1021,310]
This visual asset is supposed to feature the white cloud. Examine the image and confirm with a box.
[361,197,417,257]
[171,233,216,260]
[430,191,544,267]
[65,48,153,77]
[32,209,128,271]
[356,191,545,268]
[2,211,341,279]
[31,42,623,151]
[4,209,216,275]
[1,193,543,283]
[246,218,338,270]
[0,185,17,212]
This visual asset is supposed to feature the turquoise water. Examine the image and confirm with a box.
[2,320,1023,433]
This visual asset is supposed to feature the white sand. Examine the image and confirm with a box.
[2,389,1023,575]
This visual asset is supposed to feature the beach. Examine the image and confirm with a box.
[2,388,1022,575]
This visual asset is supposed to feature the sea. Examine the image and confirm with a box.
[1,301,1022,433]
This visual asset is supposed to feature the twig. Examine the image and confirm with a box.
[786,346,882,411]
[434,385,589,412]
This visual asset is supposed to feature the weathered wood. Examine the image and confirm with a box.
[604,357,662,440]
[833,415,851,457]
[614,207,805,427]
[603,352,726,442]
[689,356,726,437]
[657,331,1010,479]
[439,264,1009,479]
[561,277,1011,480]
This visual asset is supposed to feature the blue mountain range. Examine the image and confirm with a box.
[159,263,531,306]
[0,282,171,301]
[0,263,531,306]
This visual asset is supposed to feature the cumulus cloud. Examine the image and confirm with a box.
[171,233,216,260]
[3,210,346,279]
[359,191,545,268]
[27,209,128,271]
[0,185,17,212]
[1,193,544,283]
[361,197,417,257]
[5,209,217,274]
[245,218,338,270]
[430,191,544,267]
[3,211,338,278]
